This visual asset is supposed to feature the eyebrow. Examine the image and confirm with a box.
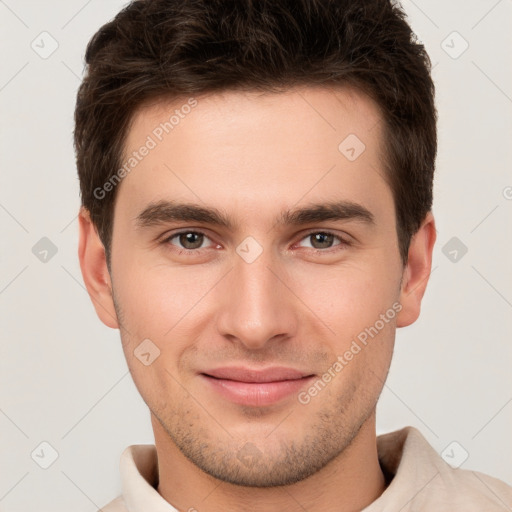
[134,199,375,231]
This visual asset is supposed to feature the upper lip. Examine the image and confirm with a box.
[201,366,314,383]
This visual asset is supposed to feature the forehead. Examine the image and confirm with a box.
[125,85,383,153]
[116,86,390,224]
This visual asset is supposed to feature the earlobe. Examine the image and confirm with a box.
[78,207,119,329]
[396,212,437,328]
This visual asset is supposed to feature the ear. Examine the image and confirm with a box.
[78,207,119,329]
[396,212,436,328]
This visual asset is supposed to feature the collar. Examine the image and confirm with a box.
[118,426,448,511]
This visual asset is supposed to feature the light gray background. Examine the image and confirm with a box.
[1,0,511,510]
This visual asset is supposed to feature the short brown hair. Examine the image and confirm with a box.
[74,0,437,266]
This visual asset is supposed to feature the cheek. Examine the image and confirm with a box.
[290,260,401,339]
[115,256,401,344]
[113,260,217,398]
[124,354,186,417]
[114,258,210,337]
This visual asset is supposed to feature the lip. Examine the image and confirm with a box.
[200,366,315,407]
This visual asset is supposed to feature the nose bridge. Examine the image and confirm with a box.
[216,244,297,349]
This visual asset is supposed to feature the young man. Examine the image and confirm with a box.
[75,0,512,510]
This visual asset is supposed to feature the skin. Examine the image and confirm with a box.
[78,86,436,512]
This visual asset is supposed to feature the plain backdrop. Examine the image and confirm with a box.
[1,0,511,510]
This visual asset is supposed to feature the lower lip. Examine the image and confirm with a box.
[200,374,315,407]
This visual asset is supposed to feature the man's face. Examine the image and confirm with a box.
[106,87,406,486]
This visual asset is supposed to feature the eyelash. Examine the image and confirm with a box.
[161,229,351,256]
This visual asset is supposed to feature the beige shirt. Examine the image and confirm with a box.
[99,426,512,511]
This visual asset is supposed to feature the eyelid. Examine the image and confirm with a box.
[161,228,351,253]
[293,229,351,250]
[162,229,218,250]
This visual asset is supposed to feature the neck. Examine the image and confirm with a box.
[153,411,386,512]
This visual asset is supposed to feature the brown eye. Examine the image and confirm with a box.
[297,231,344,250]
[309,232,335,249]
[166,231,212,251]
[178,232,204,249]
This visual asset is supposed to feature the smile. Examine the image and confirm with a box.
[200,366,316,407]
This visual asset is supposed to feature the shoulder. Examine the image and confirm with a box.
[430,467,512,509]
[369,426,512,511]
[97,495,127,512]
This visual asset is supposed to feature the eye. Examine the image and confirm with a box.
[161,229,350,255]
[296,231,347,251]
[164,231,216,251]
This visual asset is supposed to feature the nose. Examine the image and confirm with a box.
[215,246,298,351]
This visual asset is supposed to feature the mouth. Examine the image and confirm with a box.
[199,366,316,407]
